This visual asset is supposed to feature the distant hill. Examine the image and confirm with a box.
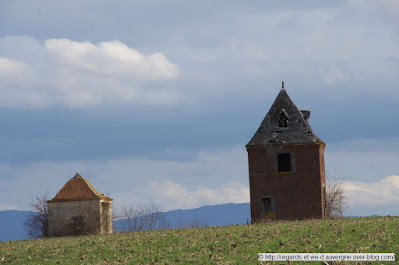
[163,203,251,228]
[0,210,31,241]
[0,203,250,241]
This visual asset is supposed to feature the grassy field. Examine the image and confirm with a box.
[0,217,398,264]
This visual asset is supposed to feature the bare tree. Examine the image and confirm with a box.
[111,204,121,233]
[325,171,348,217]
[24,192,50,238]
[117,202,168,232]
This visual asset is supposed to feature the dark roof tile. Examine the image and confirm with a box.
[246,87,324,147]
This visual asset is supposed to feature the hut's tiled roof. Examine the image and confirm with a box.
[48,173,113,202]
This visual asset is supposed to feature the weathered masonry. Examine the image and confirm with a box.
[48,173,113,237]
[246,82,326,221]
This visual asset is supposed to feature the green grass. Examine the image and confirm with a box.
[1,217,398,264]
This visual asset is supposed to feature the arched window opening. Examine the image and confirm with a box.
[278,109,290,127]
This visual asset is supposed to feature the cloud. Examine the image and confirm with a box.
[0,57,28,76]
[45,39,178,80]
[364,0,399,22]
[0,146,249,211]
[343,175,399,205]
[322,65,350,84]
[326,138,399,183]
[113,180,249,211]
[0,57,37,88]
[0,204,20,211]
[2,2,399,110]
[0,36,179,109]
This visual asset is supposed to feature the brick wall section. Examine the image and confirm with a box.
[248,142,326,221]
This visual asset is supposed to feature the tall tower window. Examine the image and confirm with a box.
[277,153,292,172]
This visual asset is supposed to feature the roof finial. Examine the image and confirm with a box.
[282,81,285,89]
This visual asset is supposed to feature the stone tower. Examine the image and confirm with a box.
[48,173,113,237]
[246,83,326,221]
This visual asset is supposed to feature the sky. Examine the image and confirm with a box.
[0,0,398,216]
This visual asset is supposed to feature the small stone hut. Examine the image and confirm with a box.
[246,82,326,221]
[47,173,113,237]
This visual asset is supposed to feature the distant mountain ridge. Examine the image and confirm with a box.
[0,203,250,242]
[163,203,251,228]
[0,210,31,241]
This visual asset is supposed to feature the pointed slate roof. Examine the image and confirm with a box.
[246,87,324,148]
[48,173,113,202]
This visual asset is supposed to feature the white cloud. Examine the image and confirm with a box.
[327,138,399,216]
[113,180,249,211]
[0,146,248,211]
[326,138,399,183]
[0,204,20,211]
[0,57,27,76]
[45,39,178,80]
[0,57,37,88]
[0,36,179,109]
[322,65,350,84]
[353,0,399,22]
[343,175,399,205]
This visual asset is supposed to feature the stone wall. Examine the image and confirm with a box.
[48,199,112,237]
[248,142,326,221]
[100,201,113,234]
